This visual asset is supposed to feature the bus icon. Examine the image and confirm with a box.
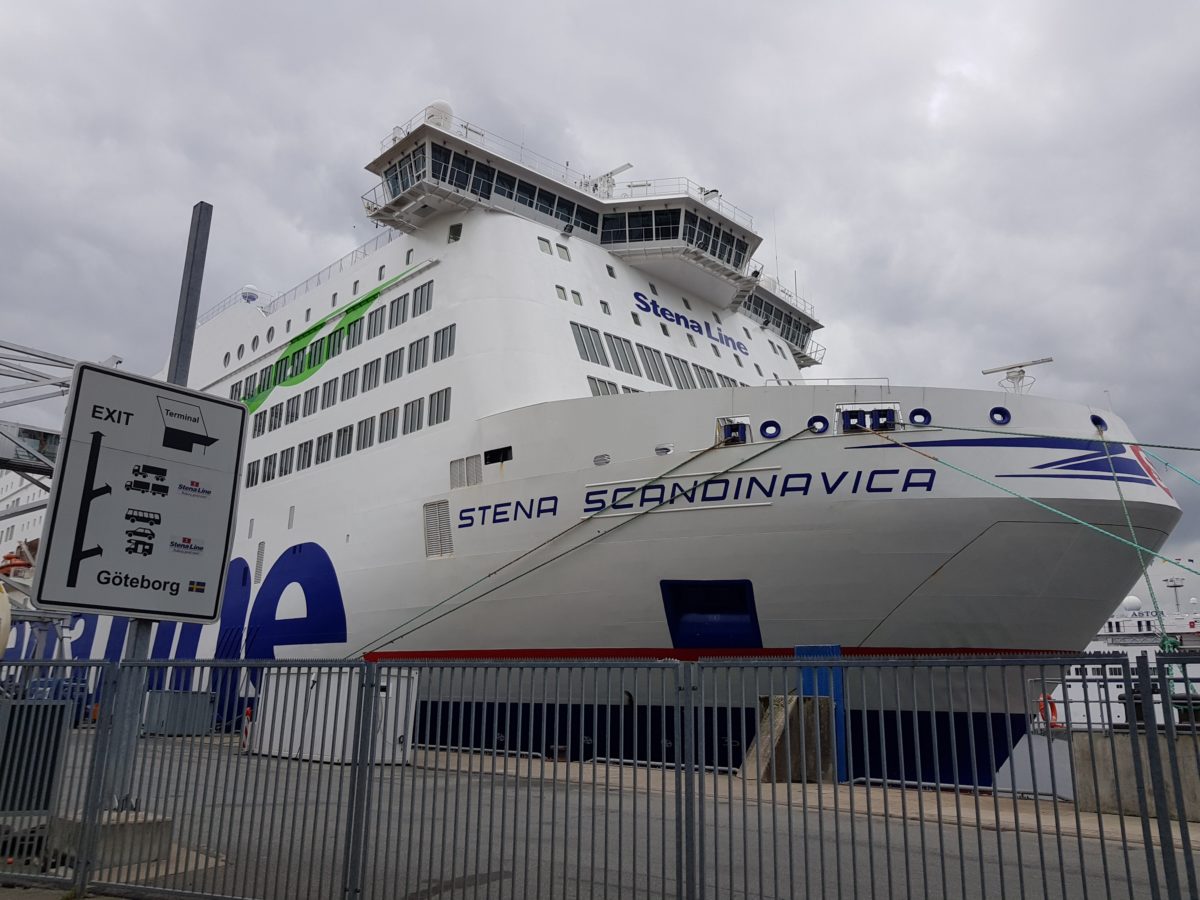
[125,508,162,526]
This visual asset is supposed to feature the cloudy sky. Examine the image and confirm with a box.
[3,2,1197,595]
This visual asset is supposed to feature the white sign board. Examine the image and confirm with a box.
[32,364,246,622]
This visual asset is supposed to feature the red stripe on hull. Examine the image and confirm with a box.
[365,645,1075,662]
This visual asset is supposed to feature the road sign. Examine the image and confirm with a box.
[31,363,245,622]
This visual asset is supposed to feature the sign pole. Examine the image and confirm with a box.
[106,202,213,809]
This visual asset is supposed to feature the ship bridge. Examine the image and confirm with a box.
[362,103,823,366]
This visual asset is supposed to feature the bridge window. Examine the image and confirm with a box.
[655,209,680,241]
[470,162,494,199]
[575,206,599,234]
[495,171,516,199]
[535,188,557,217]
[448,152,473,189]
[516,180,538,208]
[601,213,626,244]
[538,237,552,254]
[627,211,653,241]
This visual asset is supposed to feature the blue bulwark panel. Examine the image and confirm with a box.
[660,580,763,649]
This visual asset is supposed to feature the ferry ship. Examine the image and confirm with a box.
[2,102,1184,676]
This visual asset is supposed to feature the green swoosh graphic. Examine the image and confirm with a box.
[242,264,422,414]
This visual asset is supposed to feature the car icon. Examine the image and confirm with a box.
[125,526,156,541]
[125,539,153,556]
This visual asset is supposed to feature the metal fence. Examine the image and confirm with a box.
[1,653,1197,899]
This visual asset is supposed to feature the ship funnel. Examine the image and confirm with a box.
[426,100,453,128]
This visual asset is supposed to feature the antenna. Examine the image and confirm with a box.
[587,163,633,198]
[981,357,1053,394]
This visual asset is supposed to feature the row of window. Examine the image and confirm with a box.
[249,323,456,438]
[229,280,435,403]
[741,292,814,354]
[599,208,749,270]
[245,388,452,487]
[382,142,603,236]
[570,322,746,391]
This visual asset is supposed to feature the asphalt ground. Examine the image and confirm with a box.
[2,734,1191,899]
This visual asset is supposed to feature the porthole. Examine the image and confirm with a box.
[251,336,259,351]
[267,326,275,342]
[910,407,932,426]
[989,406,1011,426]
[237,344,244,360]
[223,352,231,367]
[759,419,782,440]
[1090,414,1108,433]
[807,415,829,434]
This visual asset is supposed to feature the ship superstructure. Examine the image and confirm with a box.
[4,103,1182,678]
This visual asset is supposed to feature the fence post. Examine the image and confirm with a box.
[676,661,698,900]
[1152,657,1197,896]
[342,662,379,900]
[1136,654,1182,899]
[72,661,120,896]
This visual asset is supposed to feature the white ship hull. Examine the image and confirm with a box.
[9,385,1178,671]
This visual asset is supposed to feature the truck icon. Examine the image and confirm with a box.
[131,464,168,482]
[125,479,151,494]
[125,539,153,556]
[150,483,169,498]
[125,509,162,526]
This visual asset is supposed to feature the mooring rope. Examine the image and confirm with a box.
[353,424,816,657]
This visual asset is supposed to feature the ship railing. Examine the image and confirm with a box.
[746,265,817,319]
[377,106,596,195]
[374,107,756,227]
[197,231,398,326]
[611,177,755,229]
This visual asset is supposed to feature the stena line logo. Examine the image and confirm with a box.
[633,292,749,356]
[178,479,212,498]
[169,535,205,555]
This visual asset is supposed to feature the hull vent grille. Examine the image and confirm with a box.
[423,500,453,557]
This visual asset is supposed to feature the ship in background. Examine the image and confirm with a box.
[2,102,1184,683]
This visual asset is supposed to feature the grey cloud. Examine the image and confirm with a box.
[2,1,1197,587]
